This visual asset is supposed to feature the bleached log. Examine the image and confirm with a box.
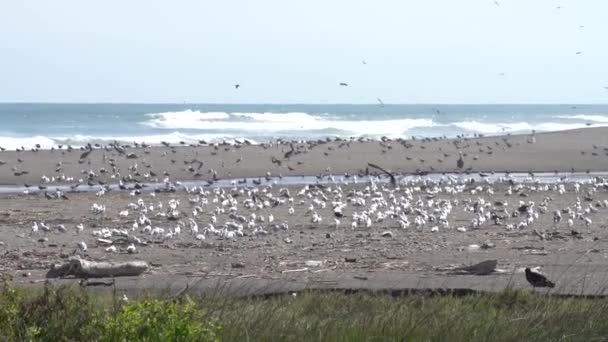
[46,257,149,278]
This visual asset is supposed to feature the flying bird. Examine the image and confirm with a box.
[234,84,240,89]
[377,98,385,107]
[339,82,348,87]
[525,268,555,288]
[367,162,396,187]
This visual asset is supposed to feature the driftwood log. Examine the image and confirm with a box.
[46,257,149,278]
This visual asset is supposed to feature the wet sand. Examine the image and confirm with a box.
[0,127,608,188]
[2,127,608,296]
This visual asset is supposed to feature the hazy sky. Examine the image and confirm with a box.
[1,0,607,103]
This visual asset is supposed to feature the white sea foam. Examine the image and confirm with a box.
[0,135,58,150]
[0,132,247,150]
[143,110,435,136]
[451,121,605,134]
[554,114,608,123]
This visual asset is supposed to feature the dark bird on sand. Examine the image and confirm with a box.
[367,162,396,187]
[457,151,464,169]
[525,268,555,288]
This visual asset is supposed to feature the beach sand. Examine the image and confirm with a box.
[0,127,607,187]
[2,127,608,296]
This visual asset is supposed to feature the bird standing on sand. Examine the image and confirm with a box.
[525,268,555,288]
[457,151,464,169]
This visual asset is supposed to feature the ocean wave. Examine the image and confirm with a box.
[554,114,608,123]
[0,135,58,150]
[451,121,604,134]
[0,132,248,150]
[143,110,435,136]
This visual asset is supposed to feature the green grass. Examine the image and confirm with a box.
[1,279,608,341]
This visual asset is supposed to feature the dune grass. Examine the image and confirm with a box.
[1,279,608,341]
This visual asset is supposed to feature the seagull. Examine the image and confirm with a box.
[377,98,385,107]
[339,82,348,87]
[76,241,88,253]
[126,244,137,254]
[525,268,555,288]
[234,84,240,89]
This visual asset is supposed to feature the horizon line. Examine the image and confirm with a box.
[1,101,608,106]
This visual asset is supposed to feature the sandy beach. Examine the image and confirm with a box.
[2,127,608,295]
[1,127,608,188]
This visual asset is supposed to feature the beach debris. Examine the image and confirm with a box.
[305,260,323,267]
[467,244,481,250]
[381,231,394,238]
[231,262,245,268]
[525,268,555,288]
[451,260,498,275]
[281,268,309,274]
[46,257,149,278]
[481,242,496,249]
[344,257,357,263]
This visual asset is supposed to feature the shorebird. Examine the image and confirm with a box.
[525,268,555,288]
[457,151,464,169]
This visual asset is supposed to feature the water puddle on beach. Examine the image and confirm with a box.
[1,172,607,195]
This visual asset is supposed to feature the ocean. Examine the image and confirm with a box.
[1,103,608,149]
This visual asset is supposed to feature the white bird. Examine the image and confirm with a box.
[76,223,84,234]
[126,244,137,254]
[119,210,129,217]
[105,245,117,253]
[77,241,88,252]
[40,222,51,232]
[584,217,592,227]
[189,218,199,235]
[288,206,295,215]
[31,222,39,234]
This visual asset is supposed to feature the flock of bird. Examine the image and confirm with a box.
[22,154,608,289]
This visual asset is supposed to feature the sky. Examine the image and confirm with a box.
[0,0,607,104]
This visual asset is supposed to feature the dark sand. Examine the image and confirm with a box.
[2,128,608,296]
[1,128,608,188]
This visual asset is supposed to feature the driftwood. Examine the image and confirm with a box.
[450,260,498,276]
[46,257,149,279]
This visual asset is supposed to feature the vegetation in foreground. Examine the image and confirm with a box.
[0,279,607,341]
